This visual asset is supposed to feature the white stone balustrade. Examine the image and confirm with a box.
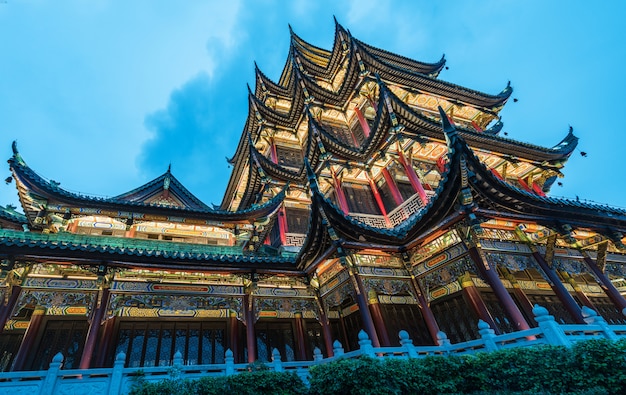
[1,304,625,395]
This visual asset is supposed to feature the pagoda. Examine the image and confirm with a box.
[1,20,626,372]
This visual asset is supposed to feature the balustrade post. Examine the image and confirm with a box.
[477,320,499,352]
[41,352,63,395]
[271,348,283,372]
[108,352,126,395]
[332,340,344,358]
[581,306,618,341]
[398,330,417,358]
[436,331,451,355]
[532,305,571,347]
[313,347,323,362]
[357,330,375,357]
[224,349,235,376]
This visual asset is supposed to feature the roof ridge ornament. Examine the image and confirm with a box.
[11,141,25,166]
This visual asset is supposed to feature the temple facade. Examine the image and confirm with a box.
[2,21,626,372]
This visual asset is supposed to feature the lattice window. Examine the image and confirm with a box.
[380,304,432,346]
[430,293,479,343]
[344,183,381,215]
[30,319,88,370]
[113,320,226,367]
[285,207,309,234]
[255,320,296,362]
[275,146,303,169]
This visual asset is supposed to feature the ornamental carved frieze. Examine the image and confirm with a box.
[418,257,475,291]
[253,297,318,321]
[484,253,534,272]
[606,263,626,278]
[353,254,403,268]
[552,258,588,275]
[317,262,346,285]
[357,266,409,277]
[323,281,356,310]
[362,278,413,297]
[108,294,242,317]
[319,270,350,296]
[17,290,95,315]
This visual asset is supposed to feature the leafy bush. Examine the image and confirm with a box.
[128,340,626,395]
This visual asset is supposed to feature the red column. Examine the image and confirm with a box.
[350,268,381,347]
[0,285,21,335]
[397,148,428,204]
[367,291,391,346]
[12,307,46,371]
[331,167,350,214]
[316,299,334,357]
[583,255,626,312]
[459,273,501,334]
[402,255,440,343]
[501,268,536,323]
[559,270,597,311]
[244,294,256,363]
[270,142,288,245]
[277,206,288,246]
[366,173,391,227]
[354,106,371,138]
[532,251,585,323]
[468,247,531,332]
[95,316,117,367]
[80,288,110,369]
[381,168,403,206]
[229,312,240,363]
[294,313,307,360]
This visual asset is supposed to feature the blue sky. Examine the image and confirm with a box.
[1,1,625,212]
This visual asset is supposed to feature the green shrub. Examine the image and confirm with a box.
[569,338,626,394]
[128,340,626,395]
[308,356,400,395]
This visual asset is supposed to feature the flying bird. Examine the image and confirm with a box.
[557,182,563,187]
[4,176,12,184]
[580,151,587,157]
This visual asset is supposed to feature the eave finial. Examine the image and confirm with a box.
[438,106,456,137]
[11,140,25,166]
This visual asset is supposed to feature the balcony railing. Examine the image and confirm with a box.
[349,191,435,229]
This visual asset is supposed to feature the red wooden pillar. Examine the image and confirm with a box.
[559,270,597,311]
[316,300,334,357]
[95,316,117,367]
[531,251,585,323]
[12,306,46,371]
[330,167,350,214]
[349,268,381,347]
[582,254,626,312]
[80,288,110,369]
[397,148,428,204]
[269,142,288,245]
[459,273,501,334]
[501,268,536,323]
[229,311,239,363]
[381,168,403,206]
[294,313,307,360]
[244,293,256,363]
[0,285,21,335]
[366,172,391,227]
[367,291,391,346]
[467,247,531,332]
[354,106,371,138]
[401,255,440,343]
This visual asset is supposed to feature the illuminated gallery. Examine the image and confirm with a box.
[1,21,626,372]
